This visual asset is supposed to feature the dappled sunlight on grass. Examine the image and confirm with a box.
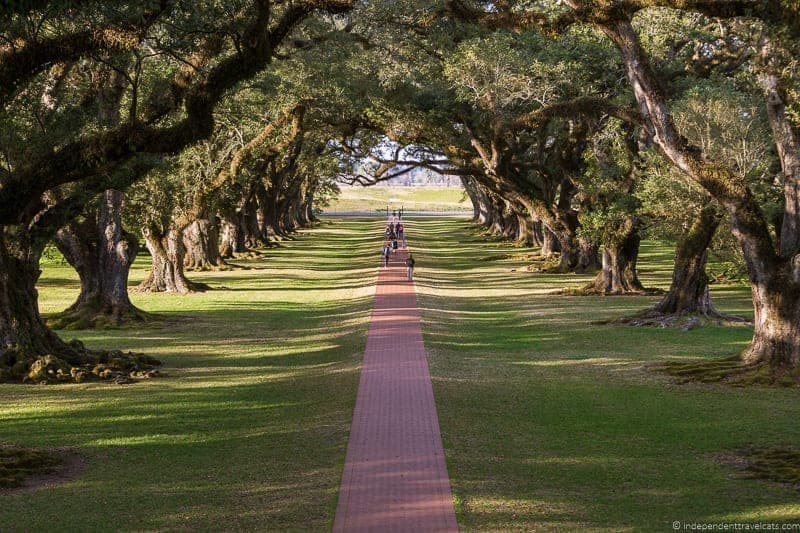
[715,504,800,522]
[3,218,383,531]
[410,217,800,530]
[514,357,636,367]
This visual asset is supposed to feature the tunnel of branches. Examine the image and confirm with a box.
[1,0,799,385]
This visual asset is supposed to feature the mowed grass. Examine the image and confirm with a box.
[0,219,383,532]
[409,219,800,531]
[4,216,799,531]
[323,185,471,213]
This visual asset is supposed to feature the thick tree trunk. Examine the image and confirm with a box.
[553,228,579,272]
[183,217,227,271]
[587,234,644,294]
[529,217,544,248]
[515,213,534,245]
[139,228,207,294]
[462,176,493,226]
[500,202,518,240]
[0,228,159,383]
[241,181,267,248]
[52,190,148,328]
[217,212,243,258]
[743,274,800,367]
[577,237,601,272]
[650,207,722,314]
[541,227,559,255]
[0,231,79,369]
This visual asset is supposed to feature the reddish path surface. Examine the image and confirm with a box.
[333,243,458,532]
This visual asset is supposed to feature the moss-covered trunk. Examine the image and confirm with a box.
[591,238,643,294]
[218,211,244,258]
[541,226,559,255]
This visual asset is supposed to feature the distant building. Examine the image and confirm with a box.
[375,167,461,187]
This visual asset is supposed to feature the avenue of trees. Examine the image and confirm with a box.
[1,0,799,384]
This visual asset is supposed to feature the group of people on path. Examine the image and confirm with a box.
[382,210,415,280]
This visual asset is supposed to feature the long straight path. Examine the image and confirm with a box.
[333,234,458,532]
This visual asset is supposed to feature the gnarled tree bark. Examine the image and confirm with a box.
[52,190,150,328]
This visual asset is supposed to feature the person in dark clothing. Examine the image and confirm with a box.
[405,254,415,281]
[382,242,391,268]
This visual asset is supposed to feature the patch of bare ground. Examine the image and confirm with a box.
[714,447,800,491]
[0,445,86,494]
[651,356,800,387]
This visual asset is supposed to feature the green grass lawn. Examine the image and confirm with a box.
[0,219,381,531]
[409,219,800,531]
[322,185,471,213]
[2,217,799,531]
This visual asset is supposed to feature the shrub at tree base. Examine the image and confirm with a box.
[0,447,62,489]
[0,345,161,385]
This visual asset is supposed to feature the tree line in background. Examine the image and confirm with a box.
[0,0,798,384]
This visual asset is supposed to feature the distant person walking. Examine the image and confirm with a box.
[405,254,415,281]
[397,223,406,249]
[382,242,391,268]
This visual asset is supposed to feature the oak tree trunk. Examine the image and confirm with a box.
[0,229,82,377]
[577,237,602,272]
[0,227,158,383]
[218,212,244,258]
[183,218,227,271]
[52,190,147,328]
[541,227,560,255]
[651,207,723,315]
[139,229,207,294]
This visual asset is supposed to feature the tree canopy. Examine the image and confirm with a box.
[2,0,800,383]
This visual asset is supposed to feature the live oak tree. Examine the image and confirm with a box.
[0,0,355,382]
[634,80,775,321]
[448,0,800,377]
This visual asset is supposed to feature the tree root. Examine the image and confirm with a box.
[231,250,265,259]
[185,261,249,272]
[601,309,750,329]
[559,286,665,296]
[653,355,800,387]
[0,341,162,385]
[133,279,212,294]
[48,303,162,330]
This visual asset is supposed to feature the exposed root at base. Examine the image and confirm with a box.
[0,341,162,385]
[653,356,800,387]
[600,310,750,330]
[48,306,162,331]
[133,280,212,294]
[559,286,665,296]
[184,261,250,272]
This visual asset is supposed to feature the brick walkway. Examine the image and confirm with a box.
[333,238,458,532]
